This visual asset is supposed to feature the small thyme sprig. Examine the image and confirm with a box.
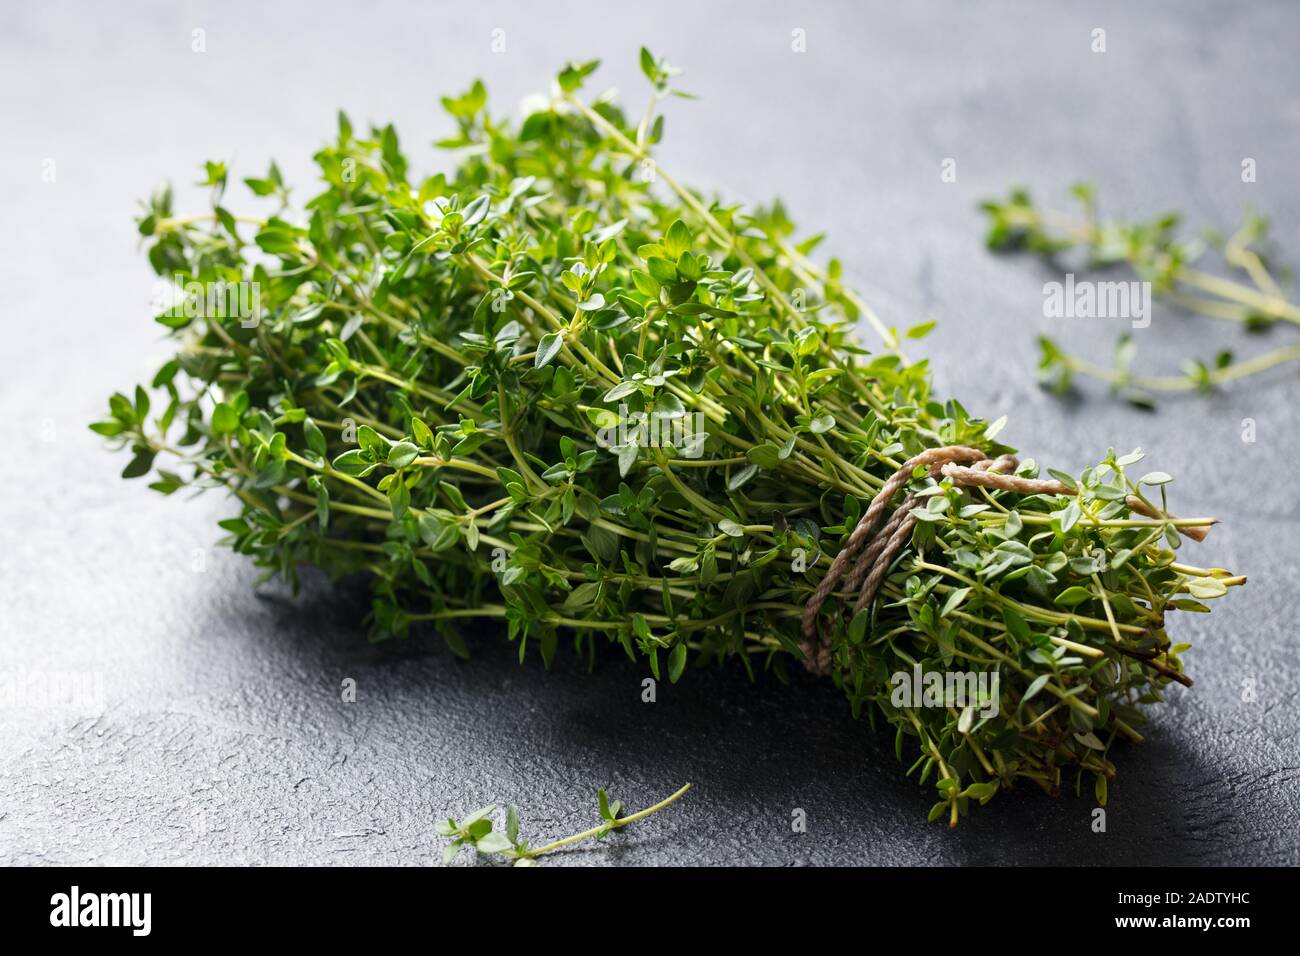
[981,183,1300,406]
[437,783,692,866]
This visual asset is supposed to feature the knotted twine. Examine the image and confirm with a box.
[799,445,1072,676]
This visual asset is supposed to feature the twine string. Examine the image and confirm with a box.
[798,446,1072,676]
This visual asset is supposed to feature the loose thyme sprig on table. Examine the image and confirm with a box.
[94,50,1244,825]
[981,183,1300,406]
[438,783,691,866]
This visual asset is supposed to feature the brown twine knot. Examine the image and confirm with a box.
[798,445,1073,677]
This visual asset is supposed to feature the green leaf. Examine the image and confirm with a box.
[475,831,514,854]
[557,58,600,93]
[211,403,239,435]
[1046,469,1077,491]
[1056,500,1081,533]
[388,478,410,518]
[121,450,156,479]
[357,425,388,457]
[303,418,327,456]
[1186,576,1228,600]
[939,587,970,617]
[639,47,657,82]
[1022,674,1050,703]
[535,332,564,368]
[411,417,434,449]
[668,642,687,683]
[419,513,461,552]
[313,478,330,530]
[89,420,125,437]
[726,464,757,490]
[663,219,692,258]
[983,415,1008,441]
[603,380,639,403]
[746,443,782,469]
[388,441,421,468]
[1002,608,1030,642]
[332,450,371,476]
[646,256,677,284]
[654,392,685,418]
[1054,586,1093,607]
[630,270,659,297]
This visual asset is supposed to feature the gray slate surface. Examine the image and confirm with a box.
[1,0,1297,865]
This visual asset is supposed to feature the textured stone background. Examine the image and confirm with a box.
[1,0,1297,865]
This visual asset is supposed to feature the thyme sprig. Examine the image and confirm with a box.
[981,183,1300,406]
[94,51,1243,825]
[438,783,691,865]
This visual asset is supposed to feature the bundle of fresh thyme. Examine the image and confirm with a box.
[95,51,1243,825]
